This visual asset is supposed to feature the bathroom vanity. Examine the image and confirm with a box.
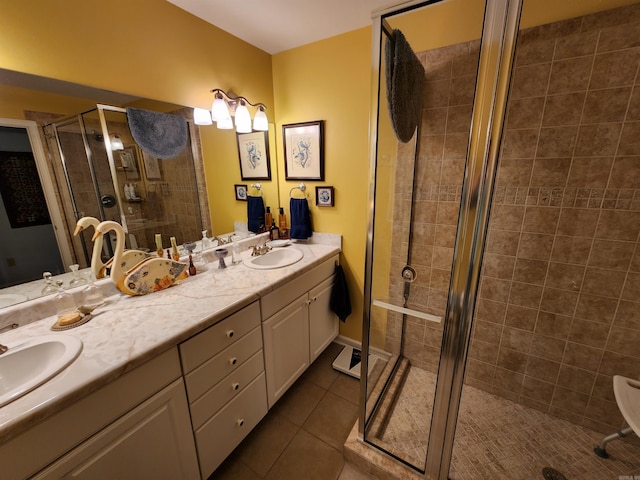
[0,235,341,479]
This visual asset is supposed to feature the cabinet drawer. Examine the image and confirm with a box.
[180,301,260,373]
[184,326,262,403]
[261,255,338,319]
[195,373,267,479]
[189,349,264,430]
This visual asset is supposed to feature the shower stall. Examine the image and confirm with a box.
[356,0,640,479]
[43,105,209,270]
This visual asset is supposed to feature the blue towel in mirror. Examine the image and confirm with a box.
[289,198,312,239]
[247,196,265,233]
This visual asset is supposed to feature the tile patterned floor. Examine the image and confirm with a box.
[209,347,640,480]
[373,365,640,480]
[208,342,377,480]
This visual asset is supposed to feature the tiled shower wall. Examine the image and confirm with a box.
[389,3,640,434]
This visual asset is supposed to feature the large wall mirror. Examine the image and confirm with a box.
[0,68,280,308]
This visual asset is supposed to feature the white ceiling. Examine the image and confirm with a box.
[167,0,396,54]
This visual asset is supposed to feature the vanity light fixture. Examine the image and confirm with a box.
[110,134,124,151]
[194,88,268,132]
[193,107,212,125]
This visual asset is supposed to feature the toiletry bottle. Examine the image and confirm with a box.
[188,255,197,276]
[278,207,288,239]
[270,220,280,240]
[201,230,210,250]
[231,236,242,264]
[265,206,273,229]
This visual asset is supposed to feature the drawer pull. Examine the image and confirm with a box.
[312,296,317,302]
[237,419,245,427]
[232,382,240,391]
[229,357,238,366]
[226,330,235,338]
[306,299,312,305]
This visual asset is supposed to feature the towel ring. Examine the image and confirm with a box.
[289,182,308,198]
[249,183,263,197]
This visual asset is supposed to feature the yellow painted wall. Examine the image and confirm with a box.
[272,28,372,341]
[0,0,274,236]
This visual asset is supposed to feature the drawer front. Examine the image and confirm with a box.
[180,301,260,373]
[261,255,338,319]
[184,326,262,402]
[189,349,264,430]
[195,373,268,479]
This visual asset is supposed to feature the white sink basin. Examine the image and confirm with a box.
[244,247,303,270]
[0,334,83,407]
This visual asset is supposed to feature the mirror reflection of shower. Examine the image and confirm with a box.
[44,105,208,271]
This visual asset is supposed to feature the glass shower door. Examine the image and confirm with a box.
[361,0,486,472]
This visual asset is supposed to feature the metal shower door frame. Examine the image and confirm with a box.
[360,0,524,478]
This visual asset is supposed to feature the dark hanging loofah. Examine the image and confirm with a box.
[126,107,188,159]
[385,29,426,143]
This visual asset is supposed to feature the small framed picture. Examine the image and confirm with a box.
[316,186,334,207]
[235,184,248,201]
[283,120,324,181]
[236,131,271,180]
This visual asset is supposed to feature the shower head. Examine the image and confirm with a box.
[91,130,103,141]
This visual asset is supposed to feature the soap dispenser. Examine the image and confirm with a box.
[269,220,280,241]
[278,207,288,239]
[265,206,273,229]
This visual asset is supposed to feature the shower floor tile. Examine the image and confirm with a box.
[370,365,640,479]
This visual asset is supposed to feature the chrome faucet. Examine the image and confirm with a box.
[214,235,234,245]
[250,242,272,256]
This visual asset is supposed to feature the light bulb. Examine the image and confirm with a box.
[193,107,212,125]
[253,107,268,131]
[235,101,252,133]
[216,116,233,130]
[211,95,231,122]
[110,134,124,151]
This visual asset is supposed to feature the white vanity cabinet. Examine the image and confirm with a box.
[1,348,199,480]
[178,300,268,479]
[261,255,339,408]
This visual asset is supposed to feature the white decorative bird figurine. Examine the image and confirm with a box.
[93,220,188,296]
[74,216,151,279]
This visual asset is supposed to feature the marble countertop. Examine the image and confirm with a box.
[0,234,341,443]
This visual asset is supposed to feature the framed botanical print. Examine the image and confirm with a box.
[236,131,271,180]
[283,120,324,181]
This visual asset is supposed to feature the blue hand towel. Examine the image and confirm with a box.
[289,198,312,240]
[247,196,265,233]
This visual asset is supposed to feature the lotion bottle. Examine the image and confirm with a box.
[278,207,288,238]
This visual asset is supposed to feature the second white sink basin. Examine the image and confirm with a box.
[244,247,303,269]
[0,334,83,407]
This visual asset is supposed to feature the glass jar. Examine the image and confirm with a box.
[41,271,58,296]
[54,280,77,318]
[80,272,104,310]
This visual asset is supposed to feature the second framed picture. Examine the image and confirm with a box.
[283,120,324,181]
[236,131,271,180]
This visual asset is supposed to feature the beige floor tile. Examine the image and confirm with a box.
[271,378,327,426]
[208,451,261,480]
[303,344,342,389]
[235,414,299,476]
[338,461,379,480]
[330,373,361,405]
[304,391,359,451]
[265,429,344,480]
